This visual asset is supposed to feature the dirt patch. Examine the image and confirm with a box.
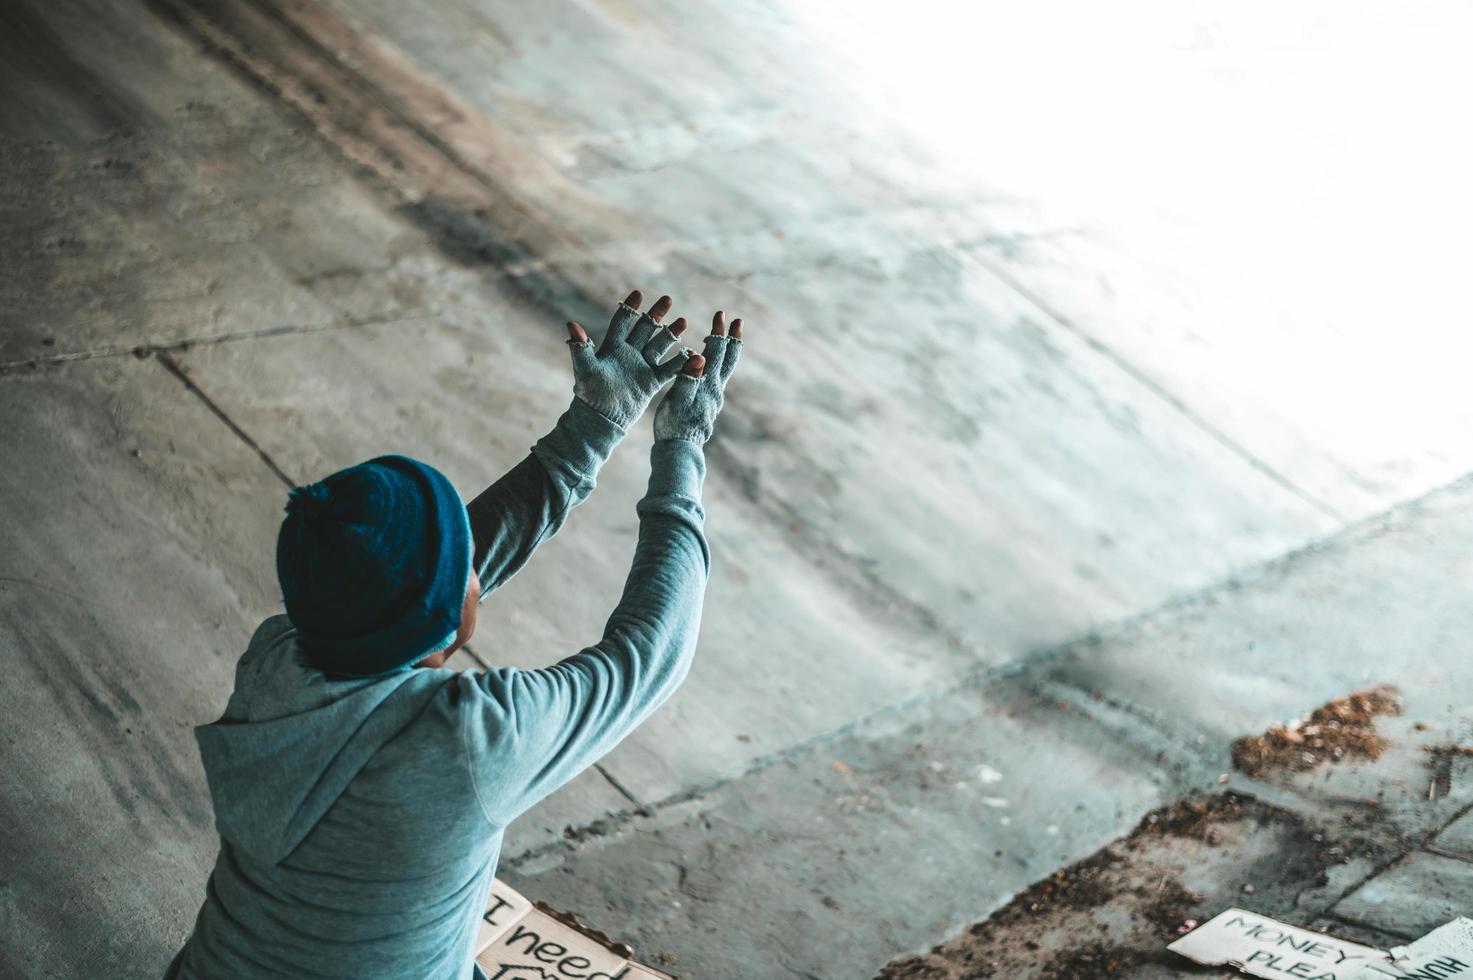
[1231,685,1400,778]
[1035,940,1150,979]
[873,792,1381,980]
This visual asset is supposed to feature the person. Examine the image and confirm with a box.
[164,291,744,979]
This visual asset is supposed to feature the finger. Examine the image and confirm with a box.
[566,321,590,344]
[624,289,643,308]
[602,301,640,352]
[642,324,680,365]
[648,295,673,323]
[628,309,665,348]
[669,316,688,337]
[681,353,706,378]
[696,332,727,381]
[567,335,596,375]
[654,346,694,381]
[730,317,743,340]
[719,333,741,382]
[711,310,727,336]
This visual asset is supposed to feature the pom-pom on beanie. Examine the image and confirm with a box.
[275,455,472,677]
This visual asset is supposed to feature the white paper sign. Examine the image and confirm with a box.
[1169,908,1388,979]
[1349,918,1473,979]
[473,879,673,980]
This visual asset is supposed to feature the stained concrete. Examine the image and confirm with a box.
[2,0,1472,978]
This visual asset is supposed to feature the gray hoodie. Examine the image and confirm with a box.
[167,405,709,979]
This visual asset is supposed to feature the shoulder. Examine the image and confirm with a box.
[246,614,297,652]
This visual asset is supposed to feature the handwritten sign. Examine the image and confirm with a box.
[1350,918,1473,980]
[1169,908,1388,979]
[474,879,673,980]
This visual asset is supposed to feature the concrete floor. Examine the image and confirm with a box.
[2,1,1471,977]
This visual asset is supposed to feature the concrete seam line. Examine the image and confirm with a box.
[592,765,652,816]
[0,309,455,375]
[1303,801,1473,915]
[155,350,296,488]
[459,643,493,672]
[148,0,674,385]
[1321,908,1419,943]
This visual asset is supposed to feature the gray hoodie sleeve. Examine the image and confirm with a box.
[460,439,709,824]
[466,398,625,596]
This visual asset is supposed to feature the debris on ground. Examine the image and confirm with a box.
[1423,744,1473,801]
[1231,686,1401,778]
[873,792,1389,980]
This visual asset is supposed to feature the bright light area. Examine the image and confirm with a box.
[794,0,1473,513]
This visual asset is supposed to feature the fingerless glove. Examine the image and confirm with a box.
[569,303,691,429]
[654,333,741,443]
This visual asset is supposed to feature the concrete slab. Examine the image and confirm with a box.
[704,250,1337,655]
[1029,473,1473,843]
[504,669,1179,979]
[1333,852,1473,940]
[0,357,280,978]
[1308,917,1413,954]
[0,0,470,366]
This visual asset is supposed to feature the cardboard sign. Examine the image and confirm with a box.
[1169,908,1388,979]
[1349,918,1473,979]
[475,879,674,980]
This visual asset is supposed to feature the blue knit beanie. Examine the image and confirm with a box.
[276,455,472,677]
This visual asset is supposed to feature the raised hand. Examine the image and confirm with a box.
[654,310,744,444]
[567,290,692,428]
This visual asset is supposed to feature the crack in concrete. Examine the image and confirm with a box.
[155,350,296,488]
[1325,797,1473,925]
[0,308,459,376]
[592,764,651,816]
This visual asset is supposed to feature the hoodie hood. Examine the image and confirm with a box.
[195,615,445,865]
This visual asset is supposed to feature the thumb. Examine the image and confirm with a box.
[654,348,698,381]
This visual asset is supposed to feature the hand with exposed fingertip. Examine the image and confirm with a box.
[565,290,694,429]
[654,310,745,444]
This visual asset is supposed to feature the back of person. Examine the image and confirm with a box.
[168,619,498,978]
[165,294,745,979]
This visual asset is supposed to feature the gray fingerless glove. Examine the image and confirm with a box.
[569,302,691,428]
[654,332,742,443]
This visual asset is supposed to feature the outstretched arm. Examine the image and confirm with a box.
[466,400,620,597]
[461,312,745,823]
[466,291,692,596]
